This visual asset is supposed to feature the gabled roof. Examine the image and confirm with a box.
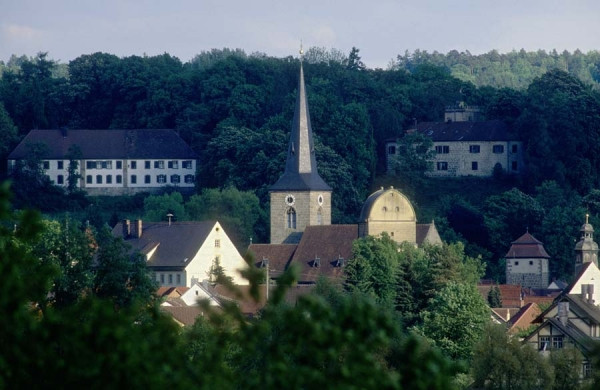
[526,317,596,355]
[508,303,541,333]
[288,224,359,283]
[247,244,297,278]
[160,306,205,327]
[505,231,550,258]
[270,63,331,191]
[416,223,442,246]
[112,221,216,270]
[477,284,522,308]
[8,129,198,160]
[417,120,515,142]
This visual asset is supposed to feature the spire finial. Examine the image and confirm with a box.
[586,213,590,224]
[299,40,304,62]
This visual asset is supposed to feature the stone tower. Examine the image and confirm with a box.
[505,231,550,289]
[575,214,599,275]
[269,58,332,244]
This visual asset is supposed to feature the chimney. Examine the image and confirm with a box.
[122,219,131,238]
[134,219,142,238]
[558,301,569,326]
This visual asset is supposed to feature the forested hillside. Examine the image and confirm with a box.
[2,48,600,282]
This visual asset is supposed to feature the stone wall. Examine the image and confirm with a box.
[270,190,331,244]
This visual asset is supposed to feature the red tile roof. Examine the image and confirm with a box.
[288,225,359,283]
[508,303,541,333]
[477,284,523,308]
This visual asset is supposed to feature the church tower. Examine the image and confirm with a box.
[575,214,599,275]
[269,52,332,244]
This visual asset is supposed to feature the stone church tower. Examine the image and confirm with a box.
[575,214,599,275]
[269,59,332,244]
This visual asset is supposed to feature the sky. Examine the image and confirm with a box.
[1,0,600,69]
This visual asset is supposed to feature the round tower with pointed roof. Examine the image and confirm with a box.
[269,56,332,244]
[575,214,599,275]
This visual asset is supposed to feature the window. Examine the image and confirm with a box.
[157,174,166,184]
[493,145,504,154]
[552,336,563,349]
[57,175,64,184]
[584,363,592,378]
[86,175,92,184]
[184,174,195,184]
[176,274,181,285]
[287,207,297,229]
[131,175,137,184]
[145,161,151,169]
[512,161,518,171]
[170,174,180,184]
[160,274,164,284]
[116,161,122,169]
[154,161,165,169]
[529,261,534,265]
[168,274,173,284]
[469,145,480,153]
[42,161,50,170]
[436,162,448,171]
[471,161,478,171]
[435,145,449,154]
[86,161,97,169]
[182,160,193,169]
[131,161,137,169]
[168,160,179,169]
[539,336,550,351]
[57,161,64,169]
[515,261,519,266]
[100,161,112,169]
[144,175,151,184]
[512,144,518,153]
[96,175,102,184]
[215,239,220,248]
[106,175,112,184]
[116,175,122,184]
[388,145,396,155]
[317,208,323,225]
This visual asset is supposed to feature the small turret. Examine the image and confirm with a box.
[575,214,599,275]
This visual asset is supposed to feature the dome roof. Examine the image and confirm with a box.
[358,187,416,222]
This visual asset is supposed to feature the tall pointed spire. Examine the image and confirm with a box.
[270,57,331,191]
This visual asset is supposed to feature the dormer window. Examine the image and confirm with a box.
[313,257,321,268]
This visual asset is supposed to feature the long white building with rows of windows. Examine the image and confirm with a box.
[8,129,198,195]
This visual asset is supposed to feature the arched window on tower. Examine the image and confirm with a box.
[287,207,297,229]
[317,207,323,225]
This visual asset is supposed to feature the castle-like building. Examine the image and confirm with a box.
[250,57,440,283]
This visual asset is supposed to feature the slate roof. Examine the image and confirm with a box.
[505,231,550,258]
[417,120,514,142]
[288,224,359,283]
[270,64,331,191]
[112,221,216,271]
[416,223,442,245]
[8,129,198,160]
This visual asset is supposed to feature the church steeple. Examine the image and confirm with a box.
[269,60,331,191]
[575,214,599,275]
[269,54,332,244]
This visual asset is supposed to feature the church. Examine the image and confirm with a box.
[248,55,440,284]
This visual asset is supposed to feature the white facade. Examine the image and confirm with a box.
[32,158,197,195]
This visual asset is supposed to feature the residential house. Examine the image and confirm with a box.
[112,220,248,287]
[386,107,523,177]
[8,129,198,195]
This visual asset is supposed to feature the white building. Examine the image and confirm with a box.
[112,220,249,287]
[7,129,198,195]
